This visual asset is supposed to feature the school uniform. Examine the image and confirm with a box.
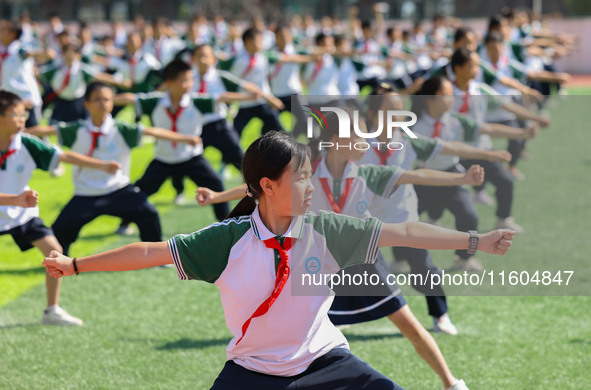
[169,206,401,389]
[109,51,162,93]
[133,92,229,221]
[51,115,161,255]
[194,66,245,170]
[303,53,341,106]
[0,40,42,126]
[311,158,407,325]
[352,38,386,90]
[382,42,413,90]
[0,133,61,250]
[218,49,284,136]
[38,59,99,123]
[334,56,361,107]
[452,80,517,219]
[360,133,448,318]
[268,44,307,137]
[149,36,186,67]
[411,111,479,260]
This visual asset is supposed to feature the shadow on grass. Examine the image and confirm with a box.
[0,266,46,276]
[155,337,232,350]
[341,333,404,342]
[0,322,42,329]
[569,338,591,345]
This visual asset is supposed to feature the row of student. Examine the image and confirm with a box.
[2,11,571,128]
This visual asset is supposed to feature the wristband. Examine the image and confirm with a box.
[72,257,80,276]
[467,230,479,255]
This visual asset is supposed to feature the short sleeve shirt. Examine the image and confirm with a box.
[56,115,142,196]
[0,133,62,231]
[168,206,383,376]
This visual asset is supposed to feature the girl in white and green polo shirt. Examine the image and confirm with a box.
[43,131,514,390]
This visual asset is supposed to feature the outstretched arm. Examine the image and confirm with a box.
[397,165,484,187]
[196,183,247,206]
[441,141,512,163]
[143,127,202,146]
[24,125,57,137]
[480,122,539,140]
[59,151,121,174]
[0,190,38,207]
[43,242,173,278]
[378,223,515,255]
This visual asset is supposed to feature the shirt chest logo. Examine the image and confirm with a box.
[16,164,25,174]
[356,200,368,214]
[304,257,321,274]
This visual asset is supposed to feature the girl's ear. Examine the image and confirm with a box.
[259,177,275,196]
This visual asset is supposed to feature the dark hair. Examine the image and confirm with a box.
[315,32,328,46]
[450,48,474,72]
[227,132,310,219]
[411,75,450,118]
[361,21,372,30]
[162,59,192,81]
[192,43,211,56]
[334,34,347,46]
[0,90,23,115]
[488,15,504,32]
[84,82,112,101]
[453,27,472,44]
[5,21,22,40]
[484,31,504,45]
[242,27,261,43]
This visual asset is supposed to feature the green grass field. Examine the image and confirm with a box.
[1,97,590,389]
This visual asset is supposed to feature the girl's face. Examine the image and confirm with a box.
[272,157,314,216]
[433,80,455,112]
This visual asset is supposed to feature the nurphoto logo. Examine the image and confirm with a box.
[306,106,419,151]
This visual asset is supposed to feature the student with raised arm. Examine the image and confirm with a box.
[26,82,200,256]
[44,131,513,390]
[0,90,120,326]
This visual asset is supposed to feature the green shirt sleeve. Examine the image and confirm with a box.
[56,121,83,148]
[452,113,479,143]
[115,121,142,149]
[218,70,242,93]
[357,165,404,198]
[408,136,439,162]
[264,50,281,65]
[167,217,251,282]
[307,211,383,269]
[192,96,216,114]
[135,92,163,117]
[20,134,61,171]
[480,62,499,86]
[217,57,236,72]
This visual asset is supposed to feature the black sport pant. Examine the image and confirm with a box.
[210,348,402,390]
[135,155,229,221]
[391,246,448,318]
[233,103,285,137]
[414,165,478,260]
[460,158,514,219]
[53,185,161,255]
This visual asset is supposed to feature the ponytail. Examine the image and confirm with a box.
[227,196,257,219]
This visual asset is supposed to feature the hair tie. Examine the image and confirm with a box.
[245,187,254,198]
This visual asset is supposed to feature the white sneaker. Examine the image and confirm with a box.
[449,256,484,272]
[174,194,186,206]
[445,379,469,390]
[496,217,524,234]
[472,190,494,206]
[115,224,134,236]
[42,306,83,326]
[432,314,458,335]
